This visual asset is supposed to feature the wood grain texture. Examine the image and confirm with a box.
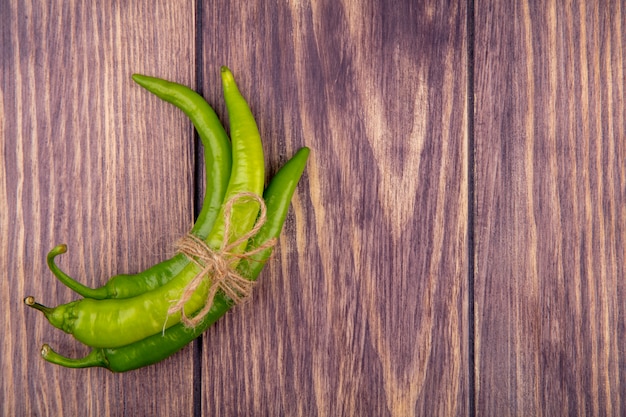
[7,0,624,415]
[1,1,198,415]
[199,1,469,416]
[474,0,626,415]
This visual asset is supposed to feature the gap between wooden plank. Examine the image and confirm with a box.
[193,0,205,416]
[467,0,477,416]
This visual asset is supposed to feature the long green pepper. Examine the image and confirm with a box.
[131,74,233,240]
[45,75,233,300]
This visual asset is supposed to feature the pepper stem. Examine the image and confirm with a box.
[47,244,105,299]
[23,296,54,316]
[41,344,109,369]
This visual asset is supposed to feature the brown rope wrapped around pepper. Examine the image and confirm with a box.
[169,192,276,327]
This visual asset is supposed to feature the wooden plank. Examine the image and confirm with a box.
[474,0,626,415]
[1,1,197,415]
[199,1,469,415]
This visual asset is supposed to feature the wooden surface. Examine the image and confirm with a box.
[0,1,623,416]
[474,1,626,415]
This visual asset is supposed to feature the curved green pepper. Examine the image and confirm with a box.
[46,75,233,300]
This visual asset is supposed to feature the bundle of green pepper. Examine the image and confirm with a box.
[24,67,309,372]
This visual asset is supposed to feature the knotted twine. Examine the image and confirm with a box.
[167,192,276,328]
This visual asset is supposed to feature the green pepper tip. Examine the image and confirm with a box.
[220,66,235,86]
[132,73,153,87]
[297,146,310,158]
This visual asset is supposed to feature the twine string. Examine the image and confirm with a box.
[167,192,276,328]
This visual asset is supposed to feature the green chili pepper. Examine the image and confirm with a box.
[45,75,233,300]
[204,66,265,251]
[37,147,309,372]
[26,66,267,348]
[131,74,233,239]
[47,247,190,300]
